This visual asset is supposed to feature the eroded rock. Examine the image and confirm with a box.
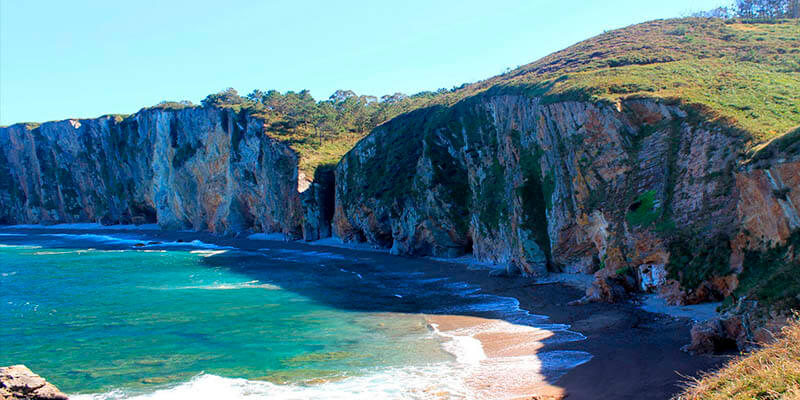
[0,365,68,400]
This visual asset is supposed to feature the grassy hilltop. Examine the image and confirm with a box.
[456,17,800,143]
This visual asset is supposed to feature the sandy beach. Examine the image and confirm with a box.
[0,226,728,399]
[427,314,568,399]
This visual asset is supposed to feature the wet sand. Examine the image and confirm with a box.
[427,314,567,399]
[0,227,728,399]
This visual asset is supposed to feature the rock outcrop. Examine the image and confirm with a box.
[0,365,68,400]
[335,93,800,306]
[0,107,334,239]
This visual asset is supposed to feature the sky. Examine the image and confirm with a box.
[0,0,727,125]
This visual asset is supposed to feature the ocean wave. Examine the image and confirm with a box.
[70,368,469,400]
[70,318,592,400]
[339,268,364,279]
[41,233,145,246]
[32,250,92,255]
[37,233,233,251]
[71,308,591,400]
[1,223,160,230]
[0,244,42,249]
[430,325,486,365]
[145,280,282,291]
[189,250,228,257]
[143,240,233,250]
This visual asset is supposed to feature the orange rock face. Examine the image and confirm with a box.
[735,162,800,253]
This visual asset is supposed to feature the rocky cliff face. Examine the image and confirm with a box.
[0,107,331,239]
[3,95,797,310]
[334,94,799,304]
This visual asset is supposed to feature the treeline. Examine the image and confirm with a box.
[192,87,450,144]
[695,0,800,19]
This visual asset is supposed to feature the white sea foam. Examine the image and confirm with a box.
[71,316,591,400]
[36,233,233,250]
[33,250,92,255]
[0,233,25,236]
[430,323,486,365]
[70,368,470,400]
[189,250,228,257]
[144,240,233,250]
[0,244,41,249]
[339,268,363,279]
[2,223,160,230]
[41,233,145,246]
[147,280,282,291]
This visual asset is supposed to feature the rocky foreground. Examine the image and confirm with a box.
[0,365,67,400]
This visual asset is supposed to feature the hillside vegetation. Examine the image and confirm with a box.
[149,88,448,176]
[459,18,800,143]
[675,317,800,400]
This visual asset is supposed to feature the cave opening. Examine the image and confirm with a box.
[313,166,337,237]
[464,235,474,255]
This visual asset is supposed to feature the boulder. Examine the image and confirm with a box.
[682,301,760,354]
[0,365,68,400]
[682,319,729,355]
[571,276,629,305]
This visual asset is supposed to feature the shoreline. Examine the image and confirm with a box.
[427,314,575,400]
[0,227,727,399]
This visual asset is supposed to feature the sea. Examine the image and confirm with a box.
[0,228,591,399]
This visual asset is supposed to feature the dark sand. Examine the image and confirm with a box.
[0,227,728,399]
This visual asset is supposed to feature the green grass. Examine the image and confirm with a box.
[291,132,365,175]
[440,18,800,144]
[667,234,732,290]
[674,317,800,400]
[750,126,800,163]
[626,190,661,227]
[734,231,800,312]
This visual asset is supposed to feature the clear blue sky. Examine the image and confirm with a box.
[0,0,726,125]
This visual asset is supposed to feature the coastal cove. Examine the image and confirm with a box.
[0,227,725,399]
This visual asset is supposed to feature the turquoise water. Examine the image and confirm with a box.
[0,231,591,399]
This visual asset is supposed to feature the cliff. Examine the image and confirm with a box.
[333,17,800,315]
[0,107,333,240]
[335,94,798,301]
